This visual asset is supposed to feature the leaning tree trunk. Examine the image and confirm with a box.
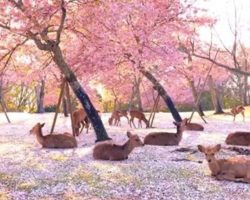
[208,75,224,114]
[139,68,182,122]
[51,45,110,142]
[36,80,45,113]
[188,79,205,116]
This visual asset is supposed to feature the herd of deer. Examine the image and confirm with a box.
[29,105,250,183]
[108,110,149,128]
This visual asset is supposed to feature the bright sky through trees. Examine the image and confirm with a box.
[198,0,250,47]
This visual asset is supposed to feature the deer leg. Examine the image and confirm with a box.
[125,116,130,124]
[242,112,245,122]
[139,119,142,128]
[131,117,136,128]
[216,172,236,182]
[233,115,236,122]
[80,121,85,134]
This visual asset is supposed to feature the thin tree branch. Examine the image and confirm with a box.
[56,0,66,43]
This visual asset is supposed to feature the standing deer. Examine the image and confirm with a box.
[30,123,77,148]
[108,110,121,126]
[231,105,245,122]
[198,144,250,183]
[118,110,130,124]
[144,119,187,146]
[129,110,149,128]
[93,131,144,160]
[225,132,250,146]
[72,108,90,136]
[183,118,204,131]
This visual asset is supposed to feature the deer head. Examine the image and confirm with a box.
[30,123,45,134]
[127,131,144,147]
[197,144,221,163]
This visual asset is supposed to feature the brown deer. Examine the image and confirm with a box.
[118,110,130,124]
[231,105,245,122]
[93,131,144,160]
[198,144,250,183]
[108,110,121,126]
[129,110,149,128]
[30,123,77,148]
[183,118,204,131]
[72,108,90,136]
[143,119,187,146]
[225,132,250,146]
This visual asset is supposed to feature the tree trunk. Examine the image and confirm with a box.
[51,45,110,142]
[139,68,182,122]
[62,96,68,117]
[128,86,136,110]
[36,80,45,113]
[208,75,224,114]
[188,79,205,116]
[243,75,248,105]
[134,77,143,111]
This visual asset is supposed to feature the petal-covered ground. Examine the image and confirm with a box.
[0,111,250,200]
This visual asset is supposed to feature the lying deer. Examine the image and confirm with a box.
[72,108,89,136]
[30,123,77,148]
[231,105,245,122]
[129,110,149,128]
[183,118,204,131]
[198,144,250,183]
[143,119,187,146]
[93,131,144,160]
[225,132,250,146]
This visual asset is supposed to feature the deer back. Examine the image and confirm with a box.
[93,132,143,160]
[43,134,77,148]
[225,132,250,146]
[184,122,204,131]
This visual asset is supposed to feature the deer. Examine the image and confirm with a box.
[108,110,121,126]
[225,132,250,146]
[129,110,149,128]
[143,119,187,146]
[93,131,144,161]
[30,123,77,148]
[72,108,90,136]
[183,118,204,131]
[231,105,245,122]
[197,144,250,183]
[117,110,130,124]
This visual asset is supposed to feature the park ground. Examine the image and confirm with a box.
[0,110,250,200]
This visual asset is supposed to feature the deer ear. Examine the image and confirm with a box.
[127,131,132,138]
[40,123,45,128]
[197,145,204,152]
[214,144,221,152]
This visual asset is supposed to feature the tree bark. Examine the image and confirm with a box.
[62,96,68,117]
[243,75,248,105]
[208,75,224,114]
[139,68,182,122]
[188,79,205,116]
[134,77,143,111]
[128,86,136,110]
[36,80,45,113]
